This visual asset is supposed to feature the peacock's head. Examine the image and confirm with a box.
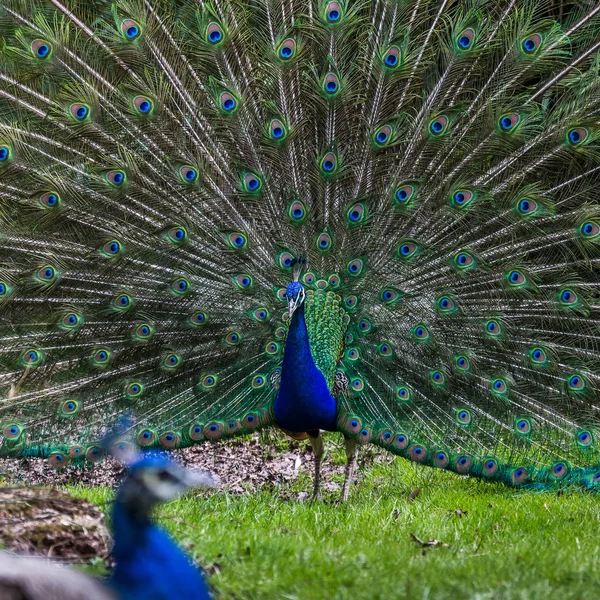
[118,454,217,517]
[285,257,307,317]
[285,281,305,318]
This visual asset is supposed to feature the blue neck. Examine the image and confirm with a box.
[274,304,338,433]
[110,496,210,600]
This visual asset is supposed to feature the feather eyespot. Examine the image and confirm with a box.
[316,231,333,251]
[511,467,528,485]
[69,103,90,121]
[32,40,52,59]
[498,113,520,133]
[324,2,342,23]
[521,34,541,55]
[278,252,295,269]
[320,152,338,174]
[550,462,568,479]
[162,353,182,369]
[429,115,449,136]
[188,424,204,441]
[345,295,358,310]
[380,288,402,305]
[225,331,241,345]
[201,375,217,388]
[396,385,411,401]
[434,451,449,468]
[242,172,262,193]
[327,274,340,288]
[101,239,123,257]
[86,446,104,463]
[252,374,265,388]
[91,348,111,367]
[452,250,475,270]
[179,166,198,183]
[220,92,238,114]
[160,432,180,449]
[265,341,280,355]
[346,347,359,361]
[412,324,430,342]
[559,288,578,305]
[456,28,475,50]
[22,348,42,366]
[373,125,393,147]
[517,198,537,216]
[485,319,501,336]
[491,378,508,394]
[121,19,142,40]
[567,374,586,391]
[228,232,248,250]
[3,424,23,439]
[506,270,526,286]
[577,430,593,447]
[106,170,126,187]
[451,190,474,208]
[190,310,207,326]
[138,429,156,446]
[456,409,471,425]
[346,258,364,276]
[268,119,287,141]
[59,399,80,416]
[278,38,296,60]
[48,452,68,469]
[483,459,498,476]
[36,265,58,283]
[579,220,600,240]
[206,22,224,45]
[436,295,456,313]
[515,418,532,435]
[394,184,416,205]
[357,317,373,334]
[303,272,316,285]
[379,430,394,445]
[529,347,548,365]
[393,433,409,450]
[114,293,133,310]
[167,226,188,245]
[378,342,393,357]
[59,312,83,331]
[567,127,588,146]
[408,445,427,462]
[382,45,401,68]
[347,203,365,224]
[430,370,445,385]
[0,145,10,162]
[455,456,472,473]
[234,274,253,289]
[455,355,470,371]
[351,378,364,392]
[289,200,307,223]
[133,323,154,341]
[0,281,11,299]
[133,96,153,115]
[398,241,419,260]
[126,382,144,398]
[252,307,269,321]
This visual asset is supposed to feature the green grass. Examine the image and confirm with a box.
[72,445,600,600]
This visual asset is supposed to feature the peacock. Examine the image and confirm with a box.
[1,0,600,502]
[0,453,215,599]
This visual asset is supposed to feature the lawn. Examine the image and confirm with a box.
[71,437,600,600]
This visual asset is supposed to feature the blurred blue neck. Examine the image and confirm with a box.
[274,304,337,433]
[110,497,210,600]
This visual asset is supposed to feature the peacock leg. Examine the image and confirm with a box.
[341,437,358,502]
[307,430,324,500]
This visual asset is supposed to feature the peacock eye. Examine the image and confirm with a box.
[206,22,224,44]
[179,166,198,183]
[398,241,419,259]
[106,170,126,186]
[289,200,306,222]
[133,96,153,115]
[278,38,296,60]
[121,19,142,40]
[451,190,474,207]
[32,40,52,59]
[70,103,90,121]
[220,92,238,114]
[498,113,519,132]
[567,127,588,146]
[521,34,541,55]
[374,125,392,146]
[325,2,342,23]
[456,28,474,50]
[243,172,262,193]
[0,146,11,162]
[429,115,448,136]
[580,220,600,239]
[346,258,364,276]
[382,46,401,68]
[39,191,61,208]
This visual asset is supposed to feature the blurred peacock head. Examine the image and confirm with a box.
[119,454,217,517]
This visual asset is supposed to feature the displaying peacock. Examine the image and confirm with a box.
[1,0,600,501]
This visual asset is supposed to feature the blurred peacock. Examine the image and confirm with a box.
[1,0,600,501]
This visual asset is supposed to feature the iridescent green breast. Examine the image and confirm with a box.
[303,289,347,391]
